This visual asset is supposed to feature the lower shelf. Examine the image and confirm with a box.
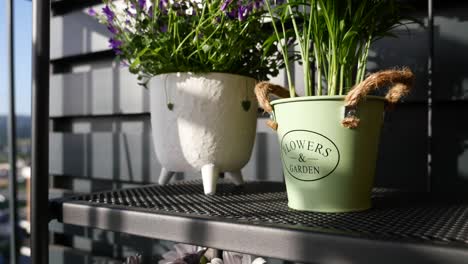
[52,181,468,263]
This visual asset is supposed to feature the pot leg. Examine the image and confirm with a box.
[226,171,244,186]
[158,168,175,185]
[201,164,219,195]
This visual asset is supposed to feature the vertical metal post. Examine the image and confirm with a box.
[31,0,50,263]
[427,0,433,192]
[6,0,18,263]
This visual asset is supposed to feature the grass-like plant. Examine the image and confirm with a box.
[91,0,283,81]
[264,0,413,97]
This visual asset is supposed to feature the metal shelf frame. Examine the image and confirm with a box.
[51,181,468,264]
[6,0,18,263]
[31,0,50,263]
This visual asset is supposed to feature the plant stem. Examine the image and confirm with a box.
[305,0,316,96]
[329,42,338,96]
[313,42,322,95]
[173,7,214,54]
[311,0,322,96]
[281,22,295,97]
[339,64,344,95]
[264,0,295,97]
[361,37,372,82]
[345,70,353,93]
[356,36,371,83]
[286,0,307,95]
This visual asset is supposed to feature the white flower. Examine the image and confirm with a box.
[186,7,195,16]
[222,251,267,264]
[159,244,206,264]
[124,254,142,264]
[159,244,267,264]
[208,258,224,264]
[255,43,263,51]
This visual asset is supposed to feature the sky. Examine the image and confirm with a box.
[0,0,32,115]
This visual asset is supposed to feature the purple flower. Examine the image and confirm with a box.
[87,8,96,17]
[138,0,146,9]
[109,38,123,54]
[125,8,136,17]
[221,0,232,11]
[159,0,168,13]
[107,24,118,34]
[238,6,248,21]
[158,0,166,8]
[102,5,114,21]
[227,9,237,19]
[254,0,263,9]
[247,3,254,12]
[148,6,153,18]
[160,25,168,33]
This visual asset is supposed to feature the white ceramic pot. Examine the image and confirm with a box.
[148,72,258,194]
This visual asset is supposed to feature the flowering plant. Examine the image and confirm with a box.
[263,0,414,96]
[92,0,283,81]
[157,243,266,264]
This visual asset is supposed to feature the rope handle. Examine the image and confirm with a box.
[254,67,415,131]
[254,81,291,130]
[342,67,415,128]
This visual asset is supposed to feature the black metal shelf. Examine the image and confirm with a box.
[50,181,468,263]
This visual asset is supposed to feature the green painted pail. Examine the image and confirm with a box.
[271,96,385,212]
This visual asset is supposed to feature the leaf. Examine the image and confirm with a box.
[342,30,358,43]
[339,19,345,33]
[202,44,212,53]
[129,46,149,70]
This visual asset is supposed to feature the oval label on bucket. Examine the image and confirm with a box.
[281,130,340,181]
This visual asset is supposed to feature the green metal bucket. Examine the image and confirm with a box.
[271,96,385,212]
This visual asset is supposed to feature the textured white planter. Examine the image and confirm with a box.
[148,72,258,194]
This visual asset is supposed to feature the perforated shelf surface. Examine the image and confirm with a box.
[53,181,468,263]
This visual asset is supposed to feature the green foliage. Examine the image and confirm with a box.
[95,0,283,81]
[265,0,415,96]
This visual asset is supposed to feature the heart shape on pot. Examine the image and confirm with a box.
[241,100,251,111]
